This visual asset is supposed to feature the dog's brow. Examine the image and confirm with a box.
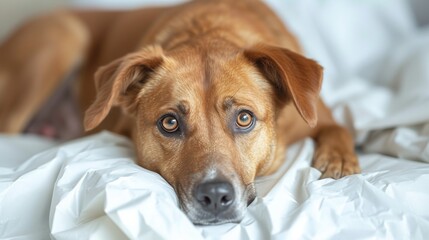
[177,102,189,115]
[223,97,235,111]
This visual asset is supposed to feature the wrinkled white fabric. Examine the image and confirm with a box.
[1,0,429,239]
[1,132,429,239]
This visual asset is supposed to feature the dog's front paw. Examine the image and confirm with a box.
[312,146,360,179]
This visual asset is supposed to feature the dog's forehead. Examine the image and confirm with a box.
[166,52,272,106]
[140,49,273,120]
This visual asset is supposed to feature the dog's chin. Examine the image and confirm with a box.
[187,208,246,226]
[193,217,243,226]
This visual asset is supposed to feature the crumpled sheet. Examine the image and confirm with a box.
[1,132,429,240]
[1,0,429,239]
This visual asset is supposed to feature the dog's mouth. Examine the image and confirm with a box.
[177,181,256,225]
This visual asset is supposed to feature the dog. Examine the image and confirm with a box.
[0,0,360,225]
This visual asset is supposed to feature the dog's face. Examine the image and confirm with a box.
[84,44,322,225]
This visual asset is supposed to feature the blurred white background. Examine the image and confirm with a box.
[0,0,69,41]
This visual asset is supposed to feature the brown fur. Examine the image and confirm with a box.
[0,0,360,224]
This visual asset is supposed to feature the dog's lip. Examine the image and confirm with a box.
[247,195,256,206]
[245,182,256,206]
[179,200,245,225]
[192,214,243,225]
[193,219,241,226]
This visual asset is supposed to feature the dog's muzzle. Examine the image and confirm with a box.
[180,177,256,225]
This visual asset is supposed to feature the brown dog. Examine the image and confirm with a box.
[0,0,360,224]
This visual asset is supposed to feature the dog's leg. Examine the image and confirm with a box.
[0,11,89,134]
[311,101,360,179]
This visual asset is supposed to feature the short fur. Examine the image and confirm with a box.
[0,0,360,224]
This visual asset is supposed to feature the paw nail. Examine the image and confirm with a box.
[334,172,341,179]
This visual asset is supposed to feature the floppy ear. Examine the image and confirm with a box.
[84,45,164,131]
[244,44,323,128]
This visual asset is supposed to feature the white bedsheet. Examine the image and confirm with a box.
[1,0,429,239]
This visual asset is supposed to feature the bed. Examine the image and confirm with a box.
[1,0,429,239]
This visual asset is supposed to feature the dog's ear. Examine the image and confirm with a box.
[244,44,323,128]
[84,45,164,131]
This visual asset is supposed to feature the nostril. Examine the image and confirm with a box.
[220,195,232,206]
[201,196,211,206]
[196,192,214,207]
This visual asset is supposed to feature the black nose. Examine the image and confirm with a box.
[195,181,235,214]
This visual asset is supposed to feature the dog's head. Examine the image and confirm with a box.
[84,43,322,225]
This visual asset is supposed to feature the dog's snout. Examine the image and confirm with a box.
[195,181,235,214]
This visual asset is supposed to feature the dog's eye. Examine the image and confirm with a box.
[160,115,179,133]
[236,111,254,129]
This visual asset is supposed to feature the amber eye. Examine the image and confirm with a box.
[161,115,179,133]
[236,111,254,129]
